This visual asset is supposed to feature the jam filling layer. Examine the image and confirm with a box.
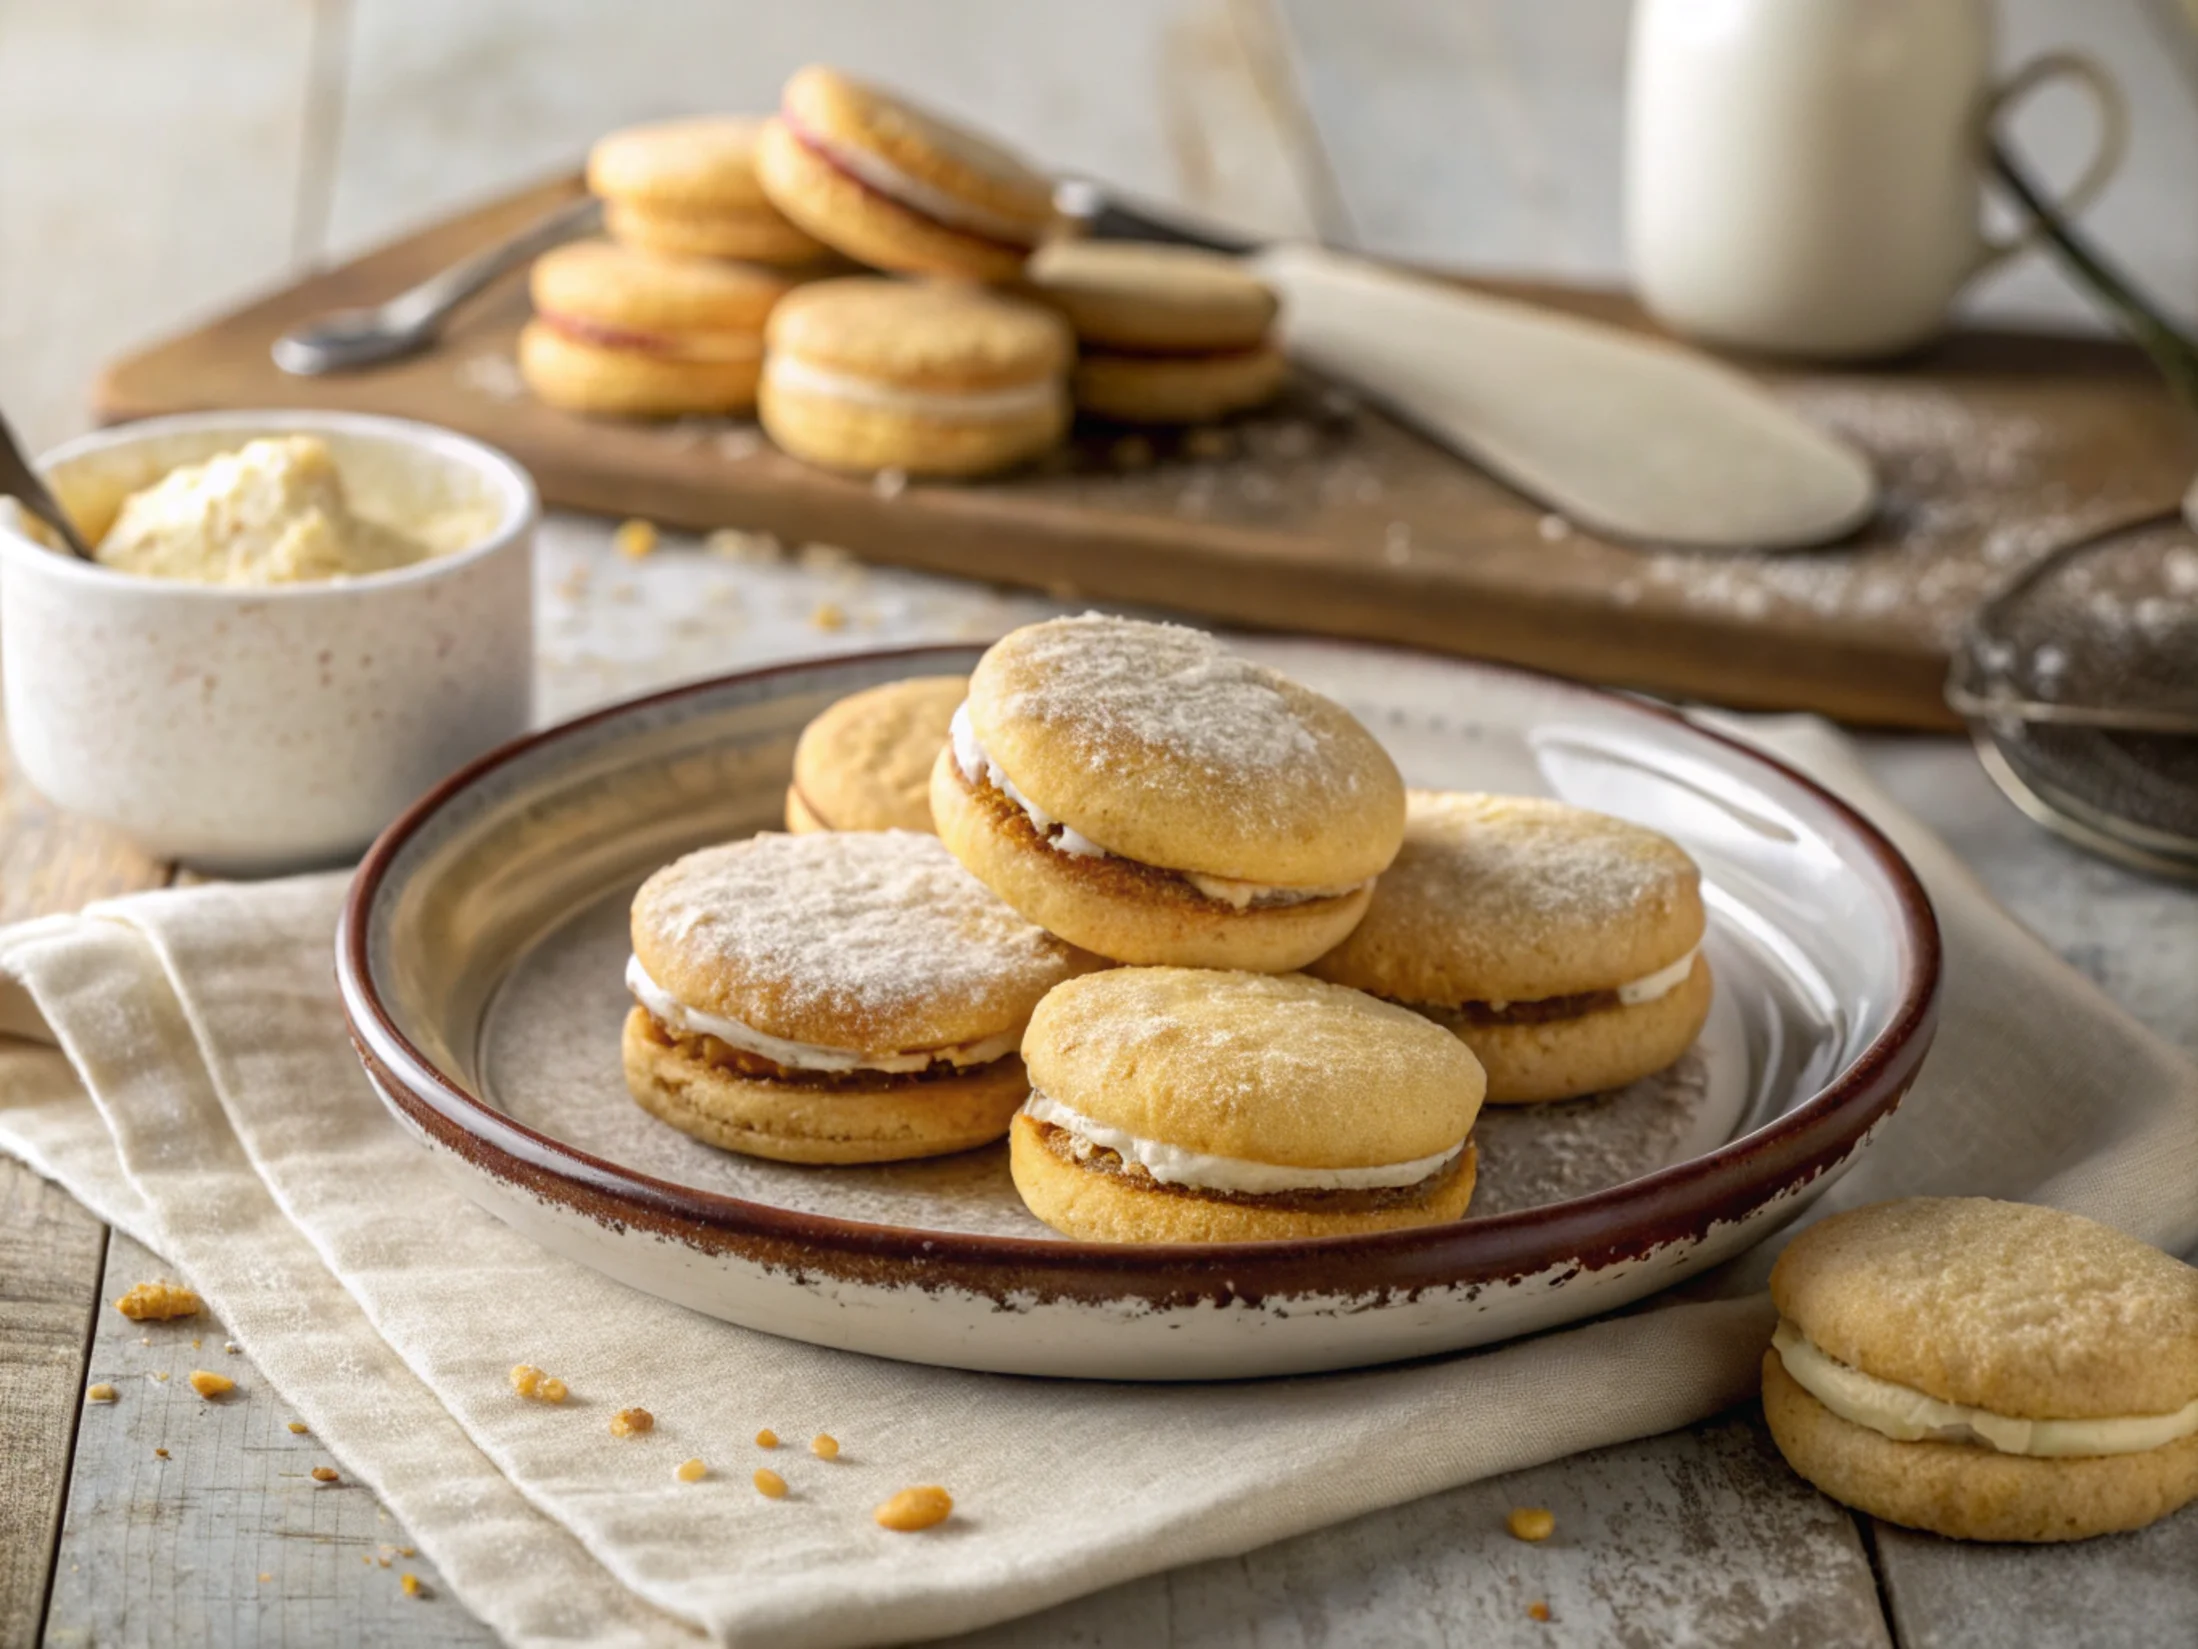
[780,111,1042,252]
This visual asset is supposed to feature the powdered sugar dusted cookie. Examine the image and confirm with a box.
[1011,968,1484,1242]
[624,830,1094,1163]
[785,675,965,834]
[1764,1198,2198,1542]
[1308,791,1709,1103]
[930,615,1406,970]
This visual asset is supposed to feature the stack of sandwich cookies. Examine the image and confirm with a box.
[931,616,1405,971]
[623,831,1093,1163]
[521,240,797,417]
[761,278,1072,477]
[1026,241,1286,423]
[588,116,826,265]
[1012,969,1485,1242]
[786,675,966,834]
[759,66,1056,283]
[1764,1198,2198,1542]
[1309,792,1709,1103]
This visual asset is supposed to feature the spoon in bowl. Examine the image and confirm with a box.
[0,410,95,561]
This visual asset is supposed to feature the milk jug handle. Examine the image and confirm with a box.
[1972,51,2129,279]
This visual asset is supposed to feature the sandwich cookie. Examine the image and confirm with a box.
[786,675,967,834]
[1308,792,1709,1103]
[1764,1198,2198,1542]
[931,615,1405,971]
[757,66,1056,283]
[521,240,796,417]
[624,830,1093,1163]
[1025,241,1287,423]
[588,116,827,265]
[761,278,1071,478]
[1011,968,1485,1242]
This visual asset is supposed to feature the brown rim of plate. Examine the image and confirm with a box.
[337,641,1942,1308]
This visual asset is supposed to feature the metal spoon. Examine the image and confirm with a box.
[0,409,95,561]
[272,195,602,376]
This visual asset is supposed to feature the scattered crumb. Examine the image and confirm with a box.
[554,564,592,601]
[796,541,858,575]
[287,1421,309,1435]
[139,1337,150,1347]
[872,467,908,500]
[874,1486,953,1532]
[675,1457,707,1483]
[188,1370,235,1399]
[1528,1600,1552,1622]
[401,1573,422,1599]
[151,1372,170,1383]
[610,1407,655,1438]
[1507,1506,1556,1543]
[811,1433,840,1461]
[311,1466,340,1484]
[755,1429,778,1449]
[191,1338,201,1349]
[399,1547,415,1558]
[706,527,782,563]
[810,601,847,632]
[154,1448,170,1459]
[85,1384,117,1404]
[224,1342,239,1355]
[258,1573,272,1584]
[510,1365,567,1403]
[1537,513,1572,542]
[754,1467,788,1500]
[615,518,659,560]
[115,1281,199,1321]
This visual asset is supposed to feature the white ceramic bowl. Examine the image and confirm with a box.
[0,410,537,874]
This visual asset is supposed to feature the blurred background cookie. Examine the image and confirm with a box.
[786,675,966,833]
[1764,1199,2198,1542]
[760,277,1071,476]
[520,239,798,416]
[588,115,827,265]
[624,830,1093,1163]
[1011,967,1485,1242]
[1026,241,1286,423]
[933,615,1403,970]
[758,65,1056,282]
[1309,791,1709,1103]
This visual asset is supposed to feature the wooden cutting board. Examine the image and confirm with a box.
[95,175,2198,730]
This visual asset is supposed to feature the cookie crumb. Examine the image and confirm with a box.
[615,518,659,560]
[511,1365,568,1403]
[115,1281,199,1321]
[188,1370,235,1399]
[398,1546,415,1557]
[1528,1600,1551,1622]
[154,1448,169,1459]
[258,1573,272,1584]
[755,1428,778,1449]
[85,1384,117,1404]
[401,1573,422,1599]
[191,1338,201,1349]
[811,1433,840,1461]
[706,527,782,563]
[610,1407,654,1438]
[676,1457,707,1483]
[287,1420,309,1435]
[874,1486,953,1532]
[754,1467,788,1499]
[224,1342,240,1355]
[809,600,848,632]
[151,1372,170,1383]
[1507,1506,1555,1543]
[311,1466,340,1484]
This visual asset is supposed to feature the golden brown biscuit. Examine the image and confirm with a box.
[1308,792,1709,1102]
[786,675,966,833]
[1072,343,1288,425]
[589,116,827,267]
[1763,1199,2198,1541]
[760,277,1071,478]
[1010,968,1485,1242]
[625,830,1094,1162]
[756,67,1055,283]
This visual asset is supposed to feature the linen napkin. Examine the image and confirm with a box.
[3,717,2195,1649]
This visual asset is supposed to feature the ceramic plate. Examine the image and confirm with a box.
[339,641,1940,1380]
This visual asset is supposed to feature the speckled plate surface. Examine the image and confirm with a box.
[339,640,1940,1380]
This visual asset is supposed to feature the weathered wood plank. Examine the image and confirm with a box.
[949,1411,1891,1649]
[42,1231,491,1649]
[1873,1517,2198,1649]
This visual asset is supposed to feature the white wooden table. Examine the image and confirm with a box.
[5,5,2198,1644]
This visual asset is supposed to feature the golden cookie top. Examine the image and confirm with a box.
[1772,1198,2198,1421]
[1025,241,1279,352]
[531,240,799,333]
[587,116,775,213]
[791,675,965,833]
[966,616,1405,886]
[765,277,1072,388]
[630,831,1091,1054]
[1023,968,1483,1168]
[1309,791,1704,1004]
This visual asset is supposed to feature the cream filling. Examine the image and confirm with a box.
[1472,945,1701,1016]
[626,955,1017,1074]
[948,703,1372,909]
[1023,1090,1463,1196]
[791,118,1042,245]
[1772,1320,2198,1460]
[766,355,1059,422]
